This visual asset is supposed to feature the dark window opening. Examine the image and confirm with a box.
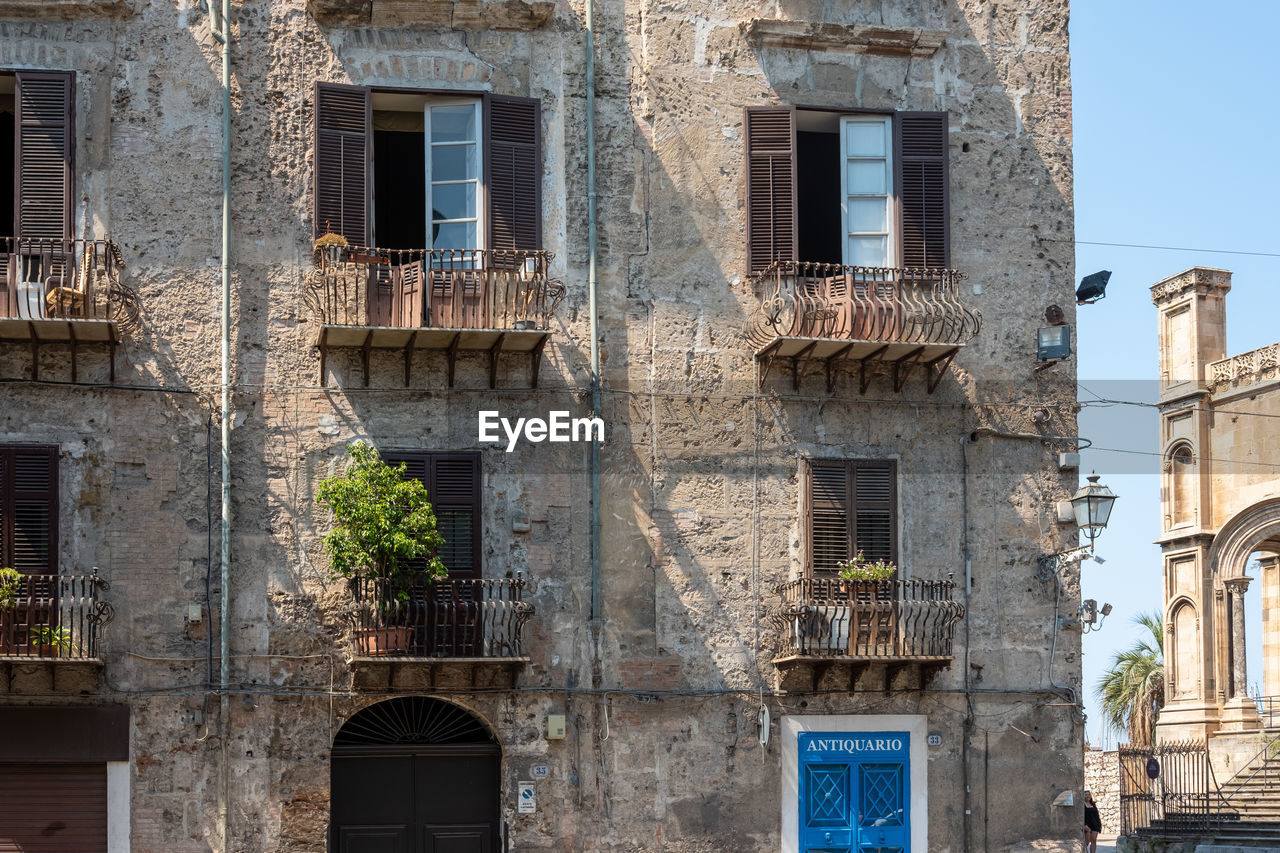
[372,116,426,251]
[796,130,841,265]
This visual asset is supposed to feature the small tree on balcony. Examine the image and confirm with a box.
[316,441,446,587]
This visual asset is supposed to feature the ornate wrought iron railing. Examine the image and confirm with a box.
[769,576,963,658]
[349,573,534,659]
[0,571,112,660]
[746,261,980,349]
[0,237,137,329]
[304,246,564,332]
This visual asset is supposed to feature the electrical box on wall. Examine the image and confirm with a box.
[546,714,566,740]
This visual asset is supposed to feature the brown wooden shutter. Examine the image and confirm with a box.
[0,763,107,852]
[808,459,850,576]
[15,70,74,241]
[484,94,542,253]
[745,105,797,275]
[0,446,58,575]
[384,451,481,578]
[807,459,897,576]
[851,460,896,565]
[429,453,481,578]
[314,82,370,246]
[895,111,949,269]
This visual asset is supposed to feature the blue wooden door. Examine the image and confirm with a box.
[798,732,909,853]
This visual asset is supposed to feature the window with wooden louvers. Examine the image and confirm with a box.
[744,106,948,274]
[314,84,542,254]
[314,82,370,246]
[744,105,797,276]
[16,70,74,241]
[807,459,896,576]
[383,451,481,578]
[484,93,541,254]
[0,445,58,576]
[894,111,949,269]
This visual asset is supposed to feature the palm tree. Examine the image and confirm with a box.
[1097,611,1165,747]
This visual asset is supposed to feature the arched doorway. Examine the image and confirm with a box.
[331,697,501,852]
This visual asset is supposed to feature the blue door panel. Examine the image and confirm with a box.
[799,732,910,853]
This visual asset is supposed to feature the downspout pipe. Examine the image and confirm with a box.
[586,0,601,647]
[213,2,231,851]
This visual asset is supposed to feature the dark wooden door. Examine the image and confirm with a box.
[331,747,499,853]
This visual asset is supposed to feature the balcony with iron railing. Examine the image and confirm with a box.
[0,571,112,693]
[0,237,138,381]
[345,573,535,691]
[746,262,980,392]
[768,576,964,692]
[303,246,565,388]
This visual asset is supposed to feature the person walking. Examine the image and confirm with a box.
[1083,790,1102,853]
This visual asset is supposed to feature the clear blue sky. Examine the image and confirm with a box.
[1072,1,1280,745]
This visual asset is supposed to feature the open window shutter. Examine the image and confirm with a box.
[429,453,481,578]
[15,71,74,241]
[808,459,850,576]
[0,447,58,575]
[895,112,949,269]
[314,82,370,246]
[851,460,896,566]
[745,106,797,275]
[484,94,542,254]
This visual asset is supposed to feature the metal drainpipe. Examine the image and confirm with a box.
[210,1,232,850]
[586,0,601,648]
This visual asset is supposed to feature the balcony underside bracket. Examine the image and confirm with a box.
[360,329,374,388]
[402,331,418,387]
[859,345,890,395]
[530,334,548,389]
[446,332,462,388]
[317,327,329,387]
[756,339,784,390]
[926,348,959,394]
[488,333,505,389]
[825,342,856,392]
[891,347,926,392]
[792,341,818,391]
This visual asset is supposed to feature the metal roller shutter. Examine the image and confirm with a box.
[0,763,107,852]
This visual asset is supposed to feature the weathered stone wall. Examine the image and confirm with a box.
[0,0,1078,850]
[1084,748,1119,836]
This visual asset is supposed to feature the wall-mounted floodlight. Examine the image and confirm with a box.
[1076,270,1111,304]
[1037,324,1071,361]
[1080,600,1113,634]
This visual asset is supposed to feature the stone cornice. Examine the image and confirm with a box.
[0,0,131,18]
[1150,266,1232,305]
[1207,342,1280,392]
[309,0,554,30]
[742,19,947,57]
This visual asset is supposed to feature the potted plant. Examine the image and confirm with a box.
[316,441,446,656]
[31,624,73,658]
[835,551,898,653]
[0,568,22,654]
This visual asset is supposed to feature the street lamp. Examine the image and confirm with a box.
[1071,473,1118,549]
[1038,473,1119,580]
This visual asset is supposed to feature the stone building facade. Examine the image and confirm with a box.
[0,0,1081,850]
[1153,268,1280,743]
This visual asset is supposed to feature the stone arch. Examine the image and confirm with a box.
[1166,441,1197,527]
[1208,498,1280,578]
[1167,597,1199,700]
[330,697,503,851]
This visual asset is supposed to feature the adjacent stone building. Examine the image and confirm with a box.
[1153,268,1280,743]
[0,0,1082,850]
